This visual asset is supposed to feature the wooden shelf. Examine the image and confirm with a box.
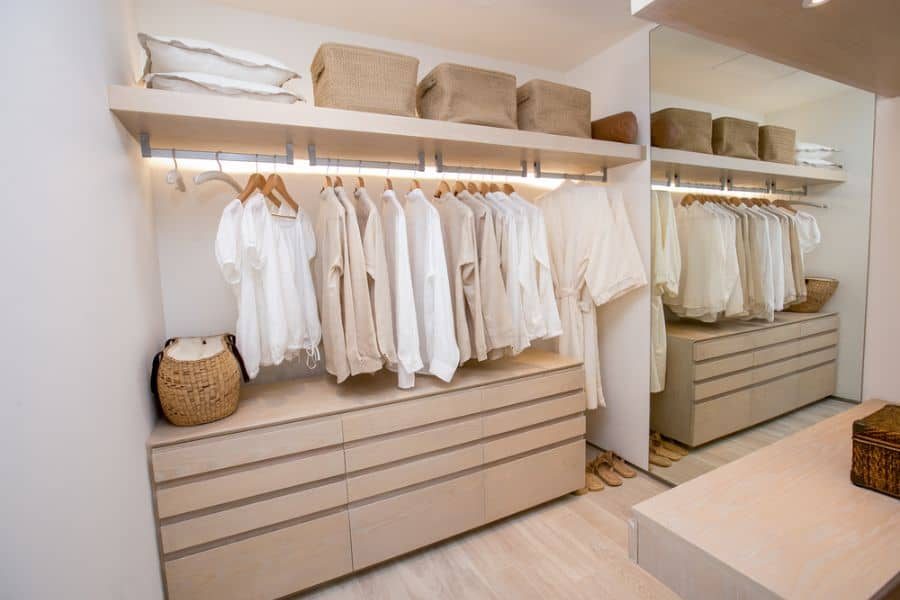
[108,85,645,174]
[651,147,846,190]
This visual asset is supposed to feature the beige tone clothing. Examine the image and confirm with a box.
[354,187,397,365]
[775,207,808,302]
[314,187,351,382]
[651,191,680,394]
[334,186,383,375]
[432,193,487,364]
[457,190,515,353]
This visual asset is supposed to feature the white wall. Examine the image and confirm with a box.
[0,0,165,599]
[863,96,900,404]
[567,26,654,469]
[766,90,876,401]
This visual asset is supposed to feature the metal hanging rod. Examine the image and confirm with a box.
[781,199,828,209]
[307,144,425,173]
[140,133,294,164]
[653,173,809,197]
[434,153,526,178]
[533,161,607,183]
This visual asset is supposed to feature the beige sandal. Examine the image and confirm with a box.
[649,447,672,467]
[650,434,682,461]
[591,455,623,487]
[608,452,636,478]
[585,471,605,492]
[652,432,688,457]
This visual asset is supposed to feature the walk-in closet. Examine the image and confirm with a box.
[4,1,899,600]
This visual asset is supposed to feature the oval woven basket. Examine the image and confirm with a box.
[152,335,246,426]
[786,277,839,313]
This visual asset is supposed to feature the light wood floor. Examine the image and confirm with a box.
[301,462,677,599]
[650,398,855,486]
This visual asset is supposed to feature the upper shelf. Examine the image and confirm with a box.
[651,147,847,190]
[108,86,645,174]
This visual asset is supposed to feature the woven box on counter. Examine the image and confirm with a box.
[517,80,591,137]
[712,117,759,159]
[651,108,713,154]
[417,63,517,128]
[759,125,796,164]
[851,404,900,498]
[311,43,419,117]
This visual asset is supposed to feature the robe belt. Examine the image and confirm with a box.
[556,287,592,314]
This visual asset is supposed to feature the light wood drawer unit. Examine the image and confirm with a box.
[652,313,839,447]
[484,440,585,521]
[349,471,485,569]
[147,350,586,599]
[164,511,353,600]
[150,416,342,483]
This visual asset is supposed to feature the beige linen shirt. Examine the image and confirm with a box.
[314,187,351,382]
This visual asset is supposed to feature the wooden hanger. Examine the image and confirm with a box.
[385,177,393,191]
[681,194,696,206]
[489,182,501,193]
[454,181,466,194]
[410,179,421,191]
[467,181,478,194]
[436,180,451,197]
[239,173,267,203]
[774,199,797,213]
[479,181,489,195]
[356,176,366,189]
[502,183,515,195]
[323,174,333,189]
[334,175,344,188]
[263,173,298,212]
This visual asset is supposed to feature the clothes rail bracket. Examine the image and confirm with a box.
[139,133,294,165]
[307,144,425,173]
[533,160,607,183]
[434,153,526,178]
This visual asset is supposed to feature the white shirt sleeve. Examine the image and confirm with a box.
[215,199,243,286]
[427,208,459,382]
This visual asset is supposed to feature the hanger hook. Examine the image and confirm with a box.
[273,154,277,174]
[386,161,391,178]
[254,154,259,174]
[170,148,178,170]
[215,151,223,173]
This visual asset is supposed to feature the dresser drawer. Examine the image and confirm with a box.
[342,388,482,442]
[151,417,343,483]
[751,362,836,423]
[483,415,585,463]
[344,416,482,473]
[484,440,584,522]
[349,471,484,569]
[347,445,482,502]
[694,370,753,401]
[694,352,754,382]
[752,347,837,384]
[800,314,839,337]
[693,390,752,445]
[160,481,347,554]
[483,391,584,437]
[754,331,838,366]
[156,449,345,519]
[693,333,754,361]
[751,323,802,348]
[481,367,584,411]
[164,511,352,600]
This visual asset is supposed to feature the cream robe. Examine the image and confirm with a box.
[650,191,681,394]
[538,183,646,409]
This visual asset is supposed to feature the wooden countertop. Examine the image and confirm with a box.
[665,311,837,342]
[149,350,582,448]
[634,400,900,600]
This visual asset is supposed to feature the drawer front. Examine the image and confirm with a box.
[151,417,343,483]
[349,471,485,569]
[800,315,839,337]
[160,481,347,554]
[751,362,836,424]
[344,416,482,473]
[483,415,585,464]
[693,370,753,401]
[693,333,754,361]
[694,352,754,382]
[692,390,752,445]
[164,511,352,600]
[347,445,482,502]
[752,347,837,384]
[156,449,345,519]
[754,331,838,366]
[342,388,481,442]
[484,440,584,522]
[481,367,584,411]
[483,391,585,437]
[751,323,802,348]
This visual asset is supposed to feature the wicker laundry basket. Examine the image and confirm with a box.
[417,63,517,128]
[713,117,759,159]
[151,335,248,426]
[591,111,638,144]
[651,108,713,154]
[517,80,591,137]
[311,43,419,117]
[759,125,796,164]
[786,277,838,313]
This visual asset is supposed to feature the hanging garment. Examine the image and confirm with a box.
[752,206,785,311]
[457,190,515,354]
[432,193,487,364]
[650,191,680,394]
[538,182,646,409]
[314,187,351,382]
[381,189,423,389]
[794,210,821,254]
[334,186,383,375]
[216,198,261,378]
[774,207,808,302]
[762,206,797,306]
[354,187,397,366]
[404,188,459,381]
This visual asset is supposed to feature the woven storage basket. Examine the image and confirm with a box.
[651,108,713,154]
[786,277,838,313]
[851,404,900,498]
[417,63,517,128]
[311,43,418,117]
[517,80,591,137]
[591,111,638,144]
[151,335,248,426]
[759,125,796,164]
[713,117,759,159]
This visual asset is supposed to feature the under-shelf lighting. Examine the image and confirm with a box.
[801,0,833,7]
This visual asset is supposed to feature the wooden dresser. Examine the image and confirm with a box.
[146,350,585,600]
[652,312,839,447]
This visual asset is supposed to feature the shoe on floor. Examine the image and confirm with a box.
[651,431,689,457]
[591,455,623,486]
[649,448,672,467]
[609,452,636,478]
[585,471,605,492]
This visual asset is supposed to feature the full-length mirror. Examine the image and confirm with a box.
[648,26,876,486]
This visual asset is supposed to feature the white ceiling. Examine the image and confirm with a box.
[210,0,648,71]
[651,27,855,116]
